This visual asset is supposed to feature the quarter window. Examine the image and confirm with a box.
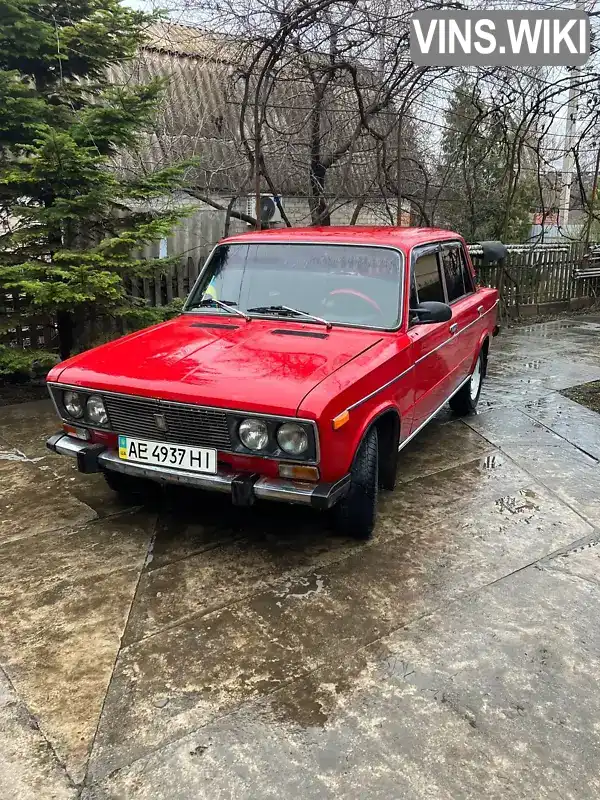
[441,245,474,302]
[413,251,445,304]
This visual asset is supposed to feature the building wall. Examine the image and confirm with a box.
[139,192,413,289]
[273,196,411,227]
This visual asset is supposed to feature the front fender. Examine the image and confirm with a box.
[316,399,402,482]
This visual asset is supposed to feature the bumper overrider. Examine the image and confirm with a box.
[46,433,350,510]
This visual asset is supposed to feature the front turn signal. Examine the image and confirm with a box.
[278,464,320,482]
[63,423,90,441]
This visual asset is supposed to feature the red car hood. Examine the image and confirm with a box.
[52,315,383,416]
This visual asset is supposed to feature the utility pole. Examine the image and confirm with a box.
[396,111,403,226]
[559,79,578,234]
[559,0,584,235]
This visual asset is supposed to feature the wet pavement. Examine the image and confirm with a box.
[2,316,600,798]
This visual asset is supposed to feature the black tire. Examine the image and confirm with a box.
[333,426,379,540]
[449,349,484,415]
[102,469,153,500]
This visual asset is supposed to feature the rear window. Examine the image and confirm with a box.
[441,244,474,302]
[414,252,445,304]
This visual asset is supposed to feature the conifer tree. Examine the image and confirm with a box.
[0,0,192,369]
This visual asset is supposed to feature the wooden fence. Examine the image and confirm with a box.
[0,290,57,351]
[470,242,600,318]
[2,239,600,355]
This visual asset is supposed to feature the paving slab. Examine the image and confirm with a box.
[395,418,493,483]
[520,392,600,460]
[0,668,76,800]
[88,460,590,779]
[0,399,141,516]
[540,535,600,587]
[0,456,97,544]
[487,353,600,389]
[0,511,154,783]
[466,407,600,527]
[84,555,600,800]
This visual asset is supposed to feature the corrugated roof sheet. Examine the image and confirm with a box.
[110,22,399,197]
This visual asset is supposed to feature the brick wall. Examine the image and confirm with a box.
[231,195,411,227]
[142,193,413,273]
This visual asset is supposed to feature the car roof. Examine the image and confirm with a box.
[222,226,463,249]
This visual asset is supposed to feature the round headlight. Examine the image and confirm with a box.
[238,418,269,451]
[276,422,309,456]
[86,395,108,426]
[63,391,83,419]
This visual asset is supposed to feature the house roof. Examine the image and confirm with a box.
[111,22,405,198]
[141,21,241,62]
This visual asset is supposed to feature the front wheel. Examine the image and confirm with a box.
[333,427,379,540]
[449,349,484,415]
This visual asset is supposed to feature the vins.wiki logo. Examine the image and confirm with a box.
[410,10,589,67]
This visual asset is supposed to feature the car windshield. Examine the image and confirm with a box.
[185,243,403,329]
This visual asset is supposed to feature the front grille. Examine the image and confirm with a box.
[103,394,232,450]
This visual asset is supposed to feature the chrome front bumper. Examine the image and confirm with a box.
[46,433,350,510]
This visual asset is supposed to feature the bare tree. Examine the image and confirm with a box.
[116,0,600,243]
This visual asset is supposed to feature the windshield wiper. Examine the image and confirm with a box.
[247,304,332,329]
[190,296,250,321]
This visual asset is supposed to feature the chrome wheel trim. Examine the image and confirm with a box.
[470,356,482,401]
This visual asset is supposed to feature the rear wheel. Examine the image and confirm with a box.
[103,469,153,500]
[449,349,484,415]
[333,427,379,540]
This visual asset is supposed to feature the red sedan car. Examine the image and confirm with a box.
[46,227,499,538]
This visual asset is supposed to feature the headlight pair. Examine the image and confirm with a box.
[237,418,309,456]
[63,391,108,426]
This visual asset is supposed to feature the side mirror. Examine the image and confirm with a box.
[410,301,452,324]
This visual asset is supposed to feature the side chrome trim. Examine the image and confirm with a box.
[47,382,63,419]
[454,298,499,337]
[346,298,499,412]
[414,335,450,365]
[397,374,471,452]
[346,363,415,412]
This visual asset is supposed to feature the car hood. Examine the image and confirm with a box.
[52,315,383,416]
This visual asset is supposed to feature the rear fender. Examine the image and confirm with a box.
[474,332,490,376]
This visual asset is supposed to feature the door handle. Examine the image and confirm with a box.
[449,323,458,335]
[477,305,484,316]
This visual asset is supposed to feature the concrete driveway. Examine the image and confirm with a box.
[2,316,600,799]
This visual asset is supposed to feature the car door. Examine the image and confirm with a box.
[438,241,480,391]
[408,244,455,433]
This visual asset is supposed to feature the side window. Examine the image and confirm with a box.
[441,244,474,302]
[413,251,445,304]
[460,247,475,293]
[409,272,418,309]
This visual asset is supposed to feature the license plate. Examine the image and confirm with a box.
[118,436,217,474]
